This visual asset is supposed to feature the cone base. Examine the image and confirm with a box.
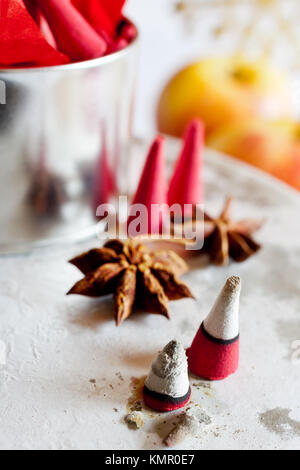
[187,323,239,381]
[143,386,191,412]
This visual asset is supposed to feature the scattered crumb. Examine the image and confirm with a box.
[89,379,96,384]
[163,408,212,447]
[116,372,124,382]
[126,376,146,414]
[192,381,212,390]
[125,411,145,429]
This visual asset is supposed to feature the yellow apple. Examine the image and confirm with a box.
[207,119,300,190]
[157,56,293,137]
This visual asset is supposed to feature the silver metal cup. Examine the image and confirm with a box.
[0,36,138,254]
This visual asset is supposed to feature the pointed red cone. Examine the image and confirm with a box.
[128,136,167,236]
[36,0,107,62]
[0,0,69,67]
[168,119,204,217]
[187,276,241,381]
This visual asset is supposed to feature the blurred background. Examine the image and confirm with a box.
[125,0,300,191]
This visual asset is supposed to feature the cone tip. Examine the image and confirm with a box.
[153,134,165,147]
[185,118,205,136]
[163,339,185,358]
[225,276,241,292]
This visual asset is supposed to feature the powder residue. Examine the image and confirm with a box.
[260,408,300,438]
[126,376,146,414]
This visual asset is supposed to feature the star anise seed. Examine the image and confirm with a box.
[68,239,194,326]
[203,197,264,265]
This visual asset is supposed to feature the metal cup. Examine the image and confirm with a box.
[0,36,138,254]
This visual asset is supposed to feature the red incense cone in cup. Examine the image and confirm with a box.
[127,136,167,236]
[0,0,69,67]
[119,19,137,42]
[72,0,125,38]
[109,38,128,54]
[187,276,241,381]
[24,1,57,49]
[143,340,191,412]
[168,119,204,217]
[36,0,108,61]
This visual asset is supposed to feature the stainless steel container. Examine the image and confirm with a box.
[0,36,138,254]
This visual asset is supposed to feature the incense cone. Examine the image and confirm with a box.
[0,0,69,67]
[23,0,57,48]
[119,20,138,42]
[168,119,204,217]
[127,136,167,235]
[143,340,191,412]
[187,276,241,381]
[72,0,125,38]
[36,0,107,61]
[110,38,128,54]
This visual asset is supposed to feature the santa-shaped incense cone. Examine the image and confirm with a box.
[168,119,204,217]
[143,340,191,412]
[36,0,107,61]
[187,276,241,381]
[127,136,167,236]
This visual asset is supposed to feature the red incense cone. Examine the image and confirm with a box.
[168,119,204,217]
[36,0,107,62]
[127,136,167,236]
[119,19,137,42]
[187,276,241,381]
[72,0,125,38]
[23,1,56,48]
[143,341,191,412]
[0,0,69,67]
[109,38,128,54]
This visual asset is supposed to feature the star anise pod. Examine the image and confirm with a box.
[67,239,194,326]
[203,197,264,265]
[170,197,264,266]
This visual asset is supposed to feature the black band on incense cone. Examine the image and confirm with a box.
[201,322,240,345]
[143,385,191,405]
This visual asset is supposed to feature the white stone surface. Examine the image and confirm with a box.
[1,143,300,450]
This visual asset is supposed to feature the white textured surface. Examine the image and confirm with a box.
[145,340,190,398]
[204,276,241,340]
[1,144,300,450]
